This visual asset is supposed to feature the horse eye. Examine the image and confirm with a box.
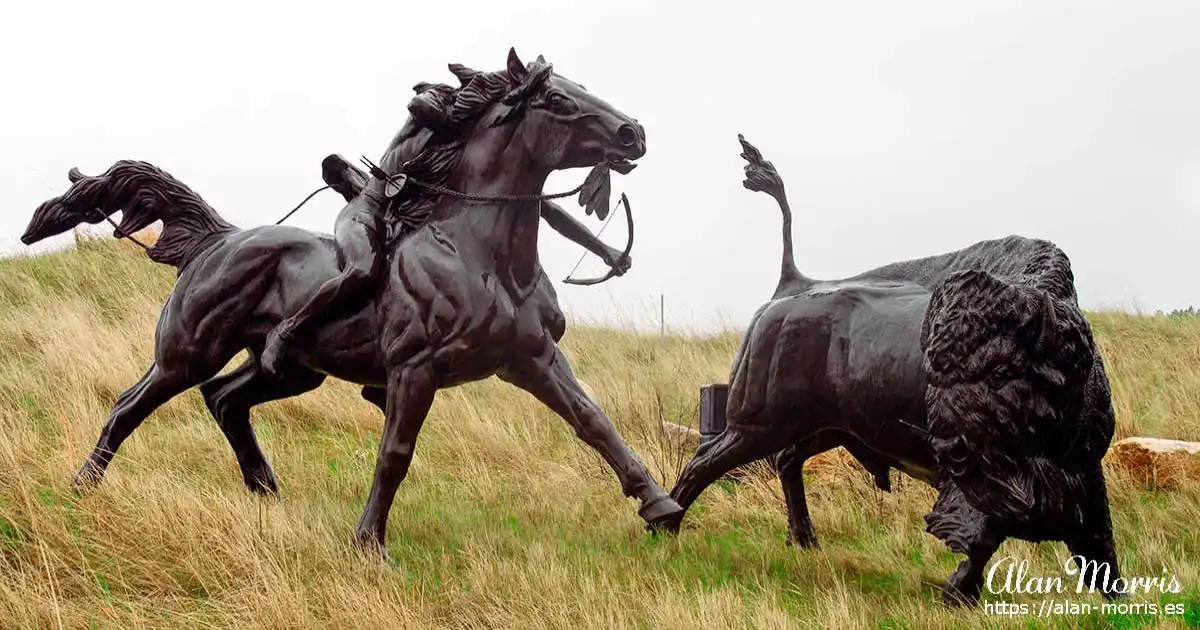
[547,93,575,113]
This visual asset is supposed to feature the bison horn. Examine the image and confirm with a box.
[1036,291,1057,352]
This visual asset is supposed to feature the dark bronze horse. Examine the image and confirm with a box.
[20,48,683,558]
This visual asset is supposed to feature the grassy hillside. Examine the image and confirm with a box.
[0,238,1197,629]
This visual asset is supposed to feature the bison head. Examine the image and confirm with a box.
[921,269,1098,526]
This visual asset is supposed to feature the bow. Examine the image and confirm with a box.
[563,192,634,286]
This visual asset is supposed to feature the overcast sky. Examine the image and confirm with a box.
[2,0,1197,332]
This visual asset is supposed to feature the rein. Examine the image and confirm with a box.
[356,155,590,203]
[91,208,152,251]
[98,160,625,278]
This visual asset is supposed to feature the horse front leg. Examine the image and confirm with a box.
[499,340,683,527]
[352,362,437,561]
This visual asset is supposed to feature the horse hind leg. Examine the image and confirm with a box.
[74,362,197,488]
[199,356,327,495]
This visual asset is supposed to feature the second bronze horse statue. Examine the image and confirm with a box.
[20,48,684,558]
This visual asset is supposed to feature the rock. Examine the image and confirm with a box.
[1107,437,1200,489]
[661,421,701,451]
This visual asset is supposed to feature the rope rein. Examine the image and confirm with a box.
[91,208,152,251]
[275,185,333,225]
[99,160,612,261]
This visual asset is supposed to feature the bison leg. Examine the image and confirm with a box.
[659,426,784,533]
[776,435,837,549]
[1065,467,1124,600]
[199,356,327,495]
[943,535,1003,607]
[924,477,1004,606]
[777,431,896,549]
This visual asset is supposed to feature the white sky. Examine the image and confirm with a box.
[2,0,1197,332]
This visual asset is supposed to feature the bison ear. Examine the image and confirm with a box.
[68,167,85,183]
[506,47,527,81]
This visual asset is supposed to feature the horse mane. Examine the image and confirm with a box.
[387,57,547,238]
[67,160,237,268]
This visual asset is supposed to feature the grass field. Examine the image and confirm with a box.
[0,237,1198,629]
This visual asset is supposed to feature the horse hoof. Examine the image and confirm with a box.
[641,495,685,535]
[72,462,103,491]
[245,468,281,497]
[351,531,394,564]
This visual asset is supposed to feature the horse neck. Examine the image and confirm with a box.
[134,176,237,269]
[431,131,550,291]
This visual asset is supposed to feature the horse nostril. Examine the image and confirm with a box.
[617,124,638,147]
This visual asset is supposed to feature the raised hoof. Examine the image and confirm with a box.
[260,328,291,378]
[641,495,685,535]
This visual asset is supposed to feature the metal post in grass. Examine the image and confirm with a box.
[698,383,728,448]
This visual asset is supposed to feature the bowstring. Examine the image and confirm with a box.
[563,198,620,280]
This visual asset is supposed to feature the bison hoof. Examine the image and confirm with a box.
[941,574,982,607]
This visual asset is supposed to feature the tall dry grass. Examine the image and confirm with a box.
[0,239,1197,629]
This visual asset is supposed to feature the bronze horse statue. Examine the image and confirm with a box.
[20,48,683,558]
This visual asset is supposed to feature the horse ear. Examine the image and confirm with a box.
[68,167,85,183]
[535,54,546,64]
[507,47,526,81]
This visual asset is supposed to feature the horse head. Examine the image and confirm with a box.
[21,160,176,245]
[443,48,645,191]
